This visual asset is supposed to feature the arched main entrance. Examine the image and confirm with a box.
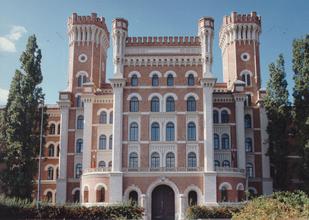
[151,185,175,220]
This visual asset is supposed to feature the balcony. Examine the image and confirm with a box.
[122,167,204,172]
[83,167,112,174]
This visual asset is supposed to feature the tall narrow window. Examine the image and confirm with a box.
[245,114,252,128]
[151,152,160,168]
[221,186,228,202]
[108,161,112,167]
[152,74,159,86]
[129,191,138,205]
[188,191,197,206]
[98,161,106,168]
[130,97,139,112]
[57,145,60,157]
[99,111,107,124]
[129,152,138,169]
[49,124,56,135]
[77,115,84,129]
[73,190,80,203]
[213,110,219,123]
[166,152,175,168]
[76,95,82,107]
[131,74,138,86]
[46,191,53,203]
[109,111,113,124]
[99,135,106,150]
[109,135,113,149]
[214,134,220,150]
[221,110,229,123]
[47,167,54,180]
[130,122,138,141]
[48,144,55,157]
[188,152,197,168]
[167,74,174,86]
[245,137,253,152]
[96,186,105,202]
[166,96,175,112]
[77,75,83,87]
[151,122,160,141]
[187,96,196,112]
[166,122,175,141]
[57,124,60,134]
[76,139,83,153]
[246,163,254,178]
[246,74,251,86]
[214,160,220,167]
[151,97,160,112]
[222,160,230,167]
[221,134,230,149]
[84,187,89,203]
[75,163,82,178]
[187,122,196,141]
[187,74,195,86]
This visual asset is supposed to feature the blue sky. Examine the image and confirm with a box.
[0,0,308,104]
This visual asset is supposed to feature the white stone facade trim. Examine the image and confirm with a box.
[149,70,162,78]
[185,70,198,78]
[163,70,177,77]
[219,182,232,190]
[76,70,89,78]
[126,92,142,101]
[184,92,199,100]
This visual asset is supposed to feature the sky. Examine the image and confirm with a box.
[0,0,308,105]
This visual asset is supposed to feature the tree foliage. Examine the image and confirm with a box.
[0,35,47,199]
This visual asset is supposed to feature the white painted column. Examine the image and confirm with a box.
[178,194,185,220]
[141,194,147,220]
[82,96,93,170]
[234,94,246,170]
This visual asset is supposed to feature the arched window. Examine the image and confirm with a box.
[98,161,106,168]
[214,160,220,167]
[109,135,113,149]
[77,75,83,87]
[245,138,253,152]
[166,152,175,168]
[188,152,197,168]
[222,160,230,167]
[129,191,138,205]
[57,124,60,135]
[109,111,113,124]
[84,187,89,203]
[99,135,106,150]
[76,95,83,107]
[152,74,159,86]
[221,110,229,123]
[151,97,160,112]
[75,163,82,178]
[213,110,219,123]
[151,152,160,168]
[166,122,175,141]
[76,115,84,129]
[245,94,252,106]
[48,144,55,157]
[242,73,251,86]
[221,186,228,202]
[57,145,60,157]
[46,191,53,202]
[167,74,174,86]
[187,96,196,112]
[246,163,254,178]
[214,134,220,150]
[47,167,54,180]
[131,74,138,86]
[188,191,197,206]
[245,114,252,128]
[187,74,195,86]
[73,190,80,203]
[129,152,138,169]
[96,186,105,202]
[56,167,59,179]
[130,122,138,141]
[76,139,83,153]
[130,97,139,112]
[166,96,175,112]
[187,122,196,141]
[221,134,230,149]
[49,124,56,135]
[151,122,160,141]
[99,111,107,124]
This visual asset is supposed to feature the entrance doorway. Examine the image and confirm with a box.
[151,185,175,220]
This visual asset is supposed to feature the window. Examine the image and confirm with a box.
[49,124,56,135]
[77,115,84,129]
[188,191,197,206]
[109,135,113,149]
[96,186,105,202]
[46,191,53,203]
[99,111,107,124]
[166,122,175,141]
[152,74,159,86]
[166,152,175,168]
[213,110,219,123]
[76,139,83,153]
[131,74,138,86]
[167,74,174,86]
[73,190,80,203]
[166,96,175,112]
[241,72,251,86]
[151,152,160,168]
[98,161,106,168]
[129,152,138,169]
[245,114,252,128]
[151,97,160,112]
[47,167,54,180]
[187,122,196,141]
[48,144,55,157]
[109,111,113,124]
[108,161,112,167]
[57,124,60,134]
[246,163,254,178]
[214,134,220,150]
[214,160,220,167]
[77,75,87,87]
[221,110,229,123]
[76,95,83,107]
[75,163,82,178]
[151,122,160,141]
[129,191,138,205]
[245,94,252,106]
[84,187,89,203]
[130,97,139,112]
[130,122,138,141]
[221,186,228,202]
[222,160,230,167]
[99,135,106,150]
[56,167,59,179]
[57,145,60,157]
[187,74,195,86]
[188,152,197,168]
[221,134,230,149]
[245,138,253,152]
[187,96,196,112]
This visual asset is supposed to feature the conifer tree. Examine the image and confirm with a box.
[292,35,309,192]
[264,54,291,191]
[0,35,47,199]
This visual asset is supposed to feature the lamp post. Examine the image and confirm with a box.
[36,99,44,209]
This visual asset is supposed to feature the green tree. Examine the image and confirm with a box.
[264,54,291,191]
[292,35,309,193]
[0,35,47,199]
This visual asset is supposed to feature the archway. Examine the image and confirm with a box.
[151,185,175,220]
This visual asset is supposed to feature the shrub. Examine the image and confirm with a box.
[186,205,242,219]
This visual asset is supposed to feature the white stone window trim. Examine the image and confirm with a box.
[149,150,161,167]
[248,187,257,194]
[43,189,56,204]
[128,71,141,78]
[76,70,89,78]
[94,183,108,191]
[78,54,88,63]
[186,118,199,141]
[236,183,245,191]
[127,93,142,101]
[44,164,57,180]
[149,70,162,78]
[185,70,198,78]
[186,146,199,168]
[74,162,83,179]
[97,133,107,150]
[240,52,250,61]
[218,182,232,190]
[128,150,140,168]
[184,92,199,101]
[45,141,57,148]
[124,185,142,205]
[128,119,141,142]
[163,92,178,112]
[97,160,106,168]
[148,93,163,112]
[163,150,177,168]
[240,69,253,86]
[163,70,177,77]
[163,119,177,142]
[183,185,203,205]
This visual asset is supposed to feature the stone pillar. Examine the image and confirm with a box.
[178,194,185,220]
[141,194,147,220]
[56,92,71,204]
[82,94,93,170]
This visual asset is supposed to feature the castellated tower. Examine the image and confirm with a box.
[67,13,110,93]
[219,12,261,96]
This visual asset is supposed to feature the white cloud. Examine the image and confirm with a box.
[0,88,9,105]
[0,25,27,53]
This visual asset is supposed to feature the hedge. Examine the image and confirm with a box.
[186,205,242,219]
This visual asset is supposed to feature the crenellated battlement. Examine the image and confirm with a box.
[223,11,261,26]
[126,36,200,47]
[68,13,109,33]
